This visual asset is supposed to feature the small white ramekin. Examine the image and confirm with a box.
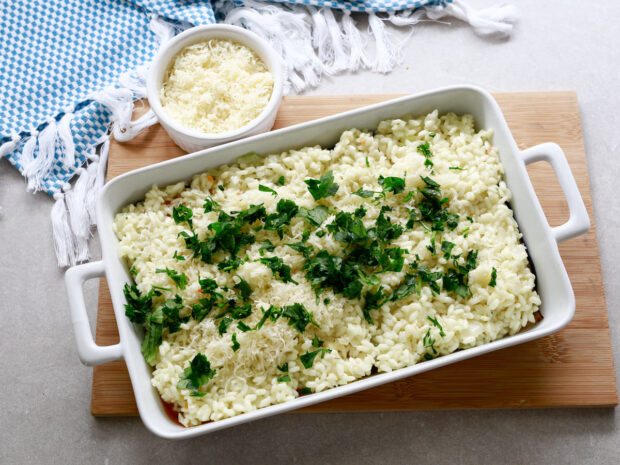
[146,24,284,153]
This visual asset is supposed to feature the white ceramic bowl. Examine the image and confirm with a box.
[146,24,284,153]
[66,86,589,439]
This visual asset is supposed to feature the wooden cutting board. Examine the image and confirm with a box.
[92,92,617,416]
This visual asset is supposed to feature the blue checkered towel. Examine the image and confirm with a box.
[0,0,516,266]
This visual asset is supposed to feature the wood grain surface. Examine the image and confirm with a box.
[92,92,617,416]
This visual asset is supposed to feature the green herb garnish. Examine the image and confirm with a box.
[218,315,233,335]
[231,333,240,351]
[155,267,188,290]
[277,375,291,383]
[277,175,285,186]
[172,204,193,228]
[258,184,278,196]
[378,175,405,195]
[298,205,329,228]
[427,316,446,337]
[258,239,275,256]
[441,241,456,259]
[264,199,299,238]
[300,348,332,369]
[304,170,339,201]
[489,267,497,287]
[281,303,319,333]
[258,256,298,284]
[237,321,253,332]
[177,353,216,397]
[417,142,433,169]
[203,197,220,213]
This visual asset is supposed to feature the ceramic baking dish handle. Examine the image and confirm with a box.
[520,142,590,243]
[65,260,123,366]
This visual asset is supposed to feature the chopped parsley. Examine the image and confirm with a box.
[417,142,433,169]
[277,175,285,186]
[231,333,240,351]
[255,305,281,330]
[123,283,159,325]
[312,335,324,348]
[300,348,332,369]
[304,170,339,201]
[125,288,189,363]
[258,184,278,196]
[172,204,193,228]
[277,362,289,372]
[286,241,315,258]
[427,316,446,337]
[299,387,312,395]
[378,175,406,195]
[467,216,474,223]
[258,239,276,256]
[172,250,185,261]
[352,188,377,199]
[365,156,370,168]
[441,241,456,259]
[304,250,364,300]
[203,197,220,213]
[155,267,188,290]
[218,315,233,335]
[237,321,253,332]
[176,353,216,397]
[449,166,465,171]
[217,256,246,272]
[327,211,367,243]
[264,199,299,238]
[281,303,319,333]
[416,176,459,231]
[489,267,497,287]
[277,375,291,383]
[363,286,390,324]
[258,256,298,284]
[374,206,403,243]
[297,205,329,228]
[234,277,253,300]
[423,329,437,355]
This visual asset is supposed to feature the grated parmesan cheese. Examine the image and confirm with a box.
[160,39,273,135]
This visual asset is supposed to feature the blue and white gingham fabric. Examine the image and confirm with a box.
[0,0,446,197]
[266,0,448,13]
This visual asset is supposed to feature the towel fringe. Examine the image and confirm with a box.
[47,15,176,267]
[426,0,518,37]
[216,1,516,92]
[50,193,76,268]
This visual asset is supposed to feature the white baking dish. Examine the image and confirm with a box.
[65,86,590,439]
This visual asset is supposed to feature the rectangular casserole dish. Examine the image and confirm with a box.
[65,85,590,439]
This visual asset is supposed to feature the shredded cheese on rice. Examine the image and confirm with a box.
[160,39,273,134]
[114,111,541,426]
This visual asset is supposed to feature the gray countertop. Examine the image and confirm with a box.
[1,1,618,463]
